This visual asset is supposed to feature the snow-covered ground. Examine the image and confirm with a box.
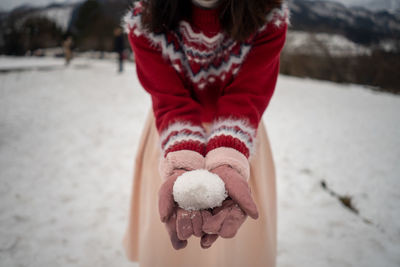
[0,57,399,267]
[0,56,67,70]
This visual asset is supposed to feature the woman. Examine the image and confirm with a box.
[123,0,289,266]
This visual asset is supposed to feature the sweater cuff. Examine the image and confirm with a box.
[205,147,250,181]
[159,150,205,179]
[206,118,257,159]
[160,121,207,157]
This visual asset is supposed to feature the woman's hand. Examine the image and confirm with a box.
[202,198,246,238]
[158,149,258,249]
[158,169,220,249]
[158,150,220,250]
[200,165,258,244]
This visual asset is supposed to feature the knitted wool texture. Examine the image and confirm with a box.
[124,1,289,158]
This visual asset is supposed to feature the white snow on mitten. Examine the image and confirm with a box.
[173,169,228,211]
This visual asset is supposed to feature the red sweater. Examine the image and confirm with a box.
[124,1,289,158]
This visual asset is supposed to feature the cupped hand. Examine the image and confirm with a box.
[201,165,259,243]
[158,169,218,249]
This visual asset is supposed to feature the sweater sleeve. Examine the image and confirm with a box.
[206,11,289,159]
[125,8,206,157]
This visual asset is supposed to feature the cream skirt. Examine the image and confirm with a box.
[123,111,277,267]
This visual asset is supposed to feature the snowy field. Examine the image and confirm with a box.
[0,56,399,267]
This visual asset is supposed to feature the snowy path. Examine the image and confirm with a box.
[0,57,399,267]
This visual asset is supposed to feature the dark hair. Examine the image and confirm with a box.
[141,0,283,41]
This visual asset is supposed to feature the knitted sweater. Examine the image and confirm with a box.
[124,1,289,159]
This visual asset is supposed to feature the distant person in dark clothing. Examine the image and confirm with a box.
[114,27,125,73]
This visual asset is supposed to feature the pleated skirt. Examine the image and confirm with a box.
[123,111,277,267]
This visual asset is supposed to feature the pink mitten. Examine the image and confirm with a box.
[158,150,218,249]
[202,147,259,242]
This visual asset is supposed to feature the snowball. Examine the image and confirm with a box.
[173,169,228,211]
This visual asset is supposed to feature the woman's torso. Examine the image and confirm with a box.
[127,1,287,122]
